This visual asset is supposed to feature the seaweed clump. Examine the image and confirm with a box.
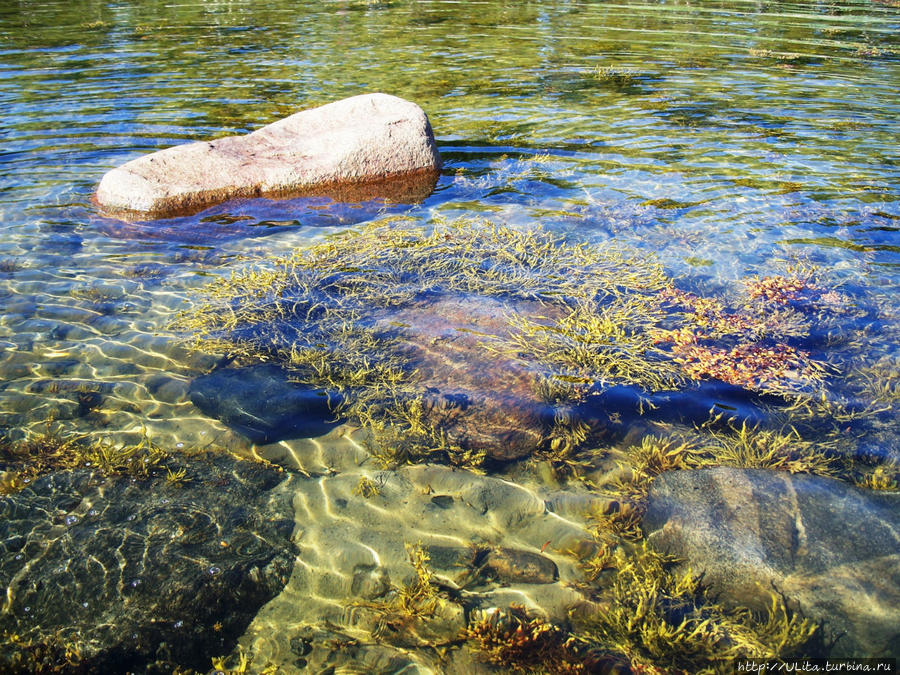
[0,425,170,494]
[572,543,820,673]
[210,647,279,675]
[0,629,85,674]
[463,542,820,674]
[179,217,676,465]
[180,217,843,470]
[349,542,457,645]
[652,283,827,396]
[463,605,603,674]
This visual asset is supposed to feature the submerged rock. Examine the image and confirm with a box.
[579,379,770,430]
[95,93,441,218]
[0,453,297,672]
[425,544,558,586]
[643,467,900,657]
[376,294,561,461]
[190,295,563,459]
[185,219,831,466]
[481,548,559,585]
[189,364,342,444]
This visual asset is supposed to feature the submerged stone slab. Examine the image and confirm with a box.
[0,454,297,672]
[189,364,342,444]
[375,294,561,461]
[643,467,900,657]
[95,93,441,217]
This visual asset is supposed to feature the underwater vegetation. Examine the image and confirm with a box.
[651,276,833,396]
[572,543,820,673]
[346,541,465,648]
[209,646,279,675]
[179,216,680,465]
[593,66,648,89]
[353,475,381,498]
[175,216,900,671]
[464,604,599,674]
[0,423,171,494]
[854,463,900,491]
[349,538,823,674]
[180,216,856,471]
[0,629,88,674]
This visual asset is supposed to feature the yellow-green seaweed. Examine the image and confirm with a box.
[348,542,452,643]
[573,543,820,673]
[464,604,594,674]
[180,217,845,472]
[179,217,684,466]
[0,424,171,494]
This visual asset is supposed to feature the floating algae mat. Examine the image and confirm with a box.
[183,216,846,469]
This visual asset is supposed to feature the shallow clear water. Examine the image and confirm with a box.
[2,0,898,444]
[1,0,899,670]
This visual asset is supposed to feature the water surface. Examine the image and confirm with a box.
[1,0,899,670]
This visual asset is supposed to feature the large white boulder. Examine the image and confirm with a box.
[95,93,441,217]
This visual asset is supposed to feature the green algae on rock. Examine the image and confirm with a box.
[179,217,835,465]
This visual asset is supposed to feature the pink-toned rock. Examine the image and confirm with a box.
[374,294,564,461]
[95,93,441,218]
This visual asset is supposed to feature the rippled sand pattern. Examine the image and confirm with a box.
[245,428,599,672]
[0,251,240,448]
[0,227,350,452]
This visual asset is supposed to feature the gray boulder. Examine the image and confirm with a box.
[643,467,900,657]
[96,93,441,217]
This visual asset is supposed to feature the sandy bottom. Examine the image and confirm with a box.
[236,427,603,673]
